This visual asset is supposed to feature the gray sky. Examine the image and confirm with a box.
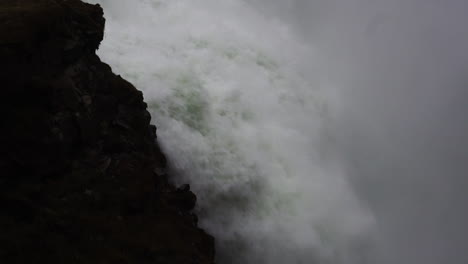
[299,1,468,263]
[252,0,468,263]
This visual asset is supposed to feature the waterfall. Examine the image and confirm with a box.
[85,0,378,263]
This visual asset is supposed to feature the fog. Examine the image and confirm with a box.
[260,0,468,263]
[87,0,468,263]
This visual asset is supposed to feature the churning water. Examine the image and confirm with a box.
[85,0,375,263]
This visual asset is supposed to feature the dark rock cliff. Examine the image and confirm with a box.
[0,0,214,263]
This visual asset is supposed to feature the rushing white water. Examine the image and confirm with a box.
[85,0,375,263]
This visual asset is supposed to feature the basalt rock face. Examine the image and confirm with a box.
[0,0,214,263]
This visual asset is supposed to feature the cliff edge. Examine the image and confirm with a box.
[0,0,214,263]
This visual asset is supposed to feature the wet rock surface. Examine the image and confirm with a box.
[0,0,214,263]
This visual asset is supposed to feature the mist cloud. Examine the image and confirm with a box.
[281,1,468,263]
[88,0,467,263]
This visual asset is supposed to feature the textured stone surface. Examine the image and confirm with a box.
[0,0,214,263]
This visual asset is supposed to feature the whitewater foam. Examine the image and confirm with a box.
[86,0,375,263]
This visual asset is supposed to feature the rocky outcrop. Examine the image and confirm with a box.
[0,0,214,263]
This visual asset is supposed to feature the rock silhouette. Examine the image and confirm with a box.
[0,0,215,263]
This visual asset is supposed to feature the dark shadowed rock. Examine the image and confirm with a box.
[0,0,215,263]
